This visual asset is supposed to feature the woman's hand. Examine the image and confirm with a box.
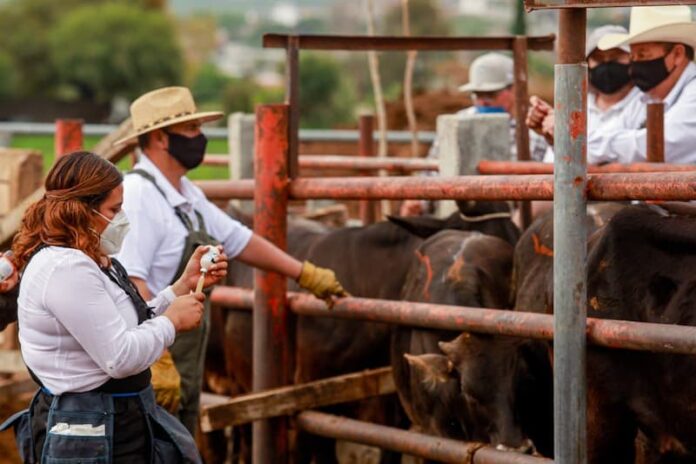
[163,292,205,332]
[0,253,19,294]
[172,245,228,296]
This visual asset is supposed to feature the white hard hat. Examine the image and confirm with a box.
[458,53,514,93]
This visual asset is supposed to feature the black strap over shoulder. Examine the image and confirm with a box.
[127,168,220,285]
[102,258,154,324]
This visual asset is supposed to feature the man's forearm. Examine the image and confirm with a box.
[236,234,303,280]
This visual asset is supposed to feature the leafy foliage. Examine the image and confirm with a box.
[48,3,183,102]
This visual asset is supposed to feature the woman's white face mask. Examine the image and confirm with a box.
[93,210,130,255]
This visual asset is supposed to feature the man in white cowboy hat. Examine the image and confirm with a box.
[586,5,696,164]
[527,24,642,161]
[115,86,347,433]
[400,52,548,216]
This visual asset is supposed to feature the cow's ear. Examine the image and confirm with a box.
[387,215,447,238]
[404,353,454,391]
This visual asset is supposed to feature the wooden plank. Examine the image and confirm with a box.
[0,350,25,374]
[200,367,395,432]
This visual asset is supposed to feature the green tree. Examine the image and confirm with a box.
[511,0,527,35]
[299,53,355,128]
[221,78,284,115]
[0,51,18,99]
[48,3,183,103]
[0,0,163,97]
[192,63,232,105]
[380,0,453,90]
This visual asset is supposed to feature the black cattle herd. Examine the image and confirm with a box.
[3,200,696,463]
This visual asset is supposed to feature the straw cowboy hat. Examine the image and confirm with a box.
[458,53,514,93]
[115,86,223,145]
[598,5,696,52]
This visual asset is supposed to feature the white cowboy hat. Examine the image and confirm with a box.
[598,6,696,52]
[115,86,223,145]
[458,53,514,93]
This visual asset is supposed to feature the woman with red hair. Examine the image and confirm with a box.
[1,151,224,463]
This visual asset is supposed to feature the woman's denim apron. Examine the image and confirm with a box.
[0,254,202,463]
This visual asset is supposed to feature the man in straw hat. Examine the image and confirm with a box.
[115,86,348,433]
[400,52,548,216]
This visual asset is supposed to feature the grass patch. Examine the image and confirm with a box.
[10,134,230,180]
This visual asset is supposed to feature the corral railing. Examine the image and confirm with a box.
[189,14,696,463]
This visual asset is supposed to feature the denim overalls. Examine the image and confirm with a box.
[0,255,202,464]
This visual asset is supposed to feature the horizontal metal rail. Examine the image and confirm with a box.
[263,34,556,52]
[0,122,435,144]
[477,160,696,175]
[197,172,696,202]
[525,0,696,10]
[210,287,696,355]
[297,411,551,464]
[203,154,438,172]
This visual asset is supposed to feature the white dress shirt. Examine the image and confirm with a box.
[19,247,176,395]
[588,61,696,164]
[117,154,253,296]
[542,86,642,163]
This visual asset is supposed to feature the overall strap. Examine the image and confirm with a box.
[101,258,154,324]
[127,169,196,232]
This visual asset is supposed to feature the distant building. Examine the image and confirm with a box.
[458,0,512,20]
[213,41,285,87]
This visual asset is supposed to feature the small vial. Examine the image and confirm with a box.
[0,251,15,283]
[200,246,220,272]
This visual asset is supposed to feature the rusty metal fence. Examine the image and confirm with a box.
[190,11,696,463]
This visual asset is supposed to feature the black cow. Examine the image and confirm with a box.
[584,203,696,463]
[390,229,553,457]
[208,201,520,463]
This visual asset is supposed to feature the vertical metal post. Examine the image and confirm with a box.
[252,104,293,464]
[513,36,532,229]
[55,119,83,159]
[554,9,587,464]
[359,114,377,224]
[647,102,665,163]
[285,36,300,179]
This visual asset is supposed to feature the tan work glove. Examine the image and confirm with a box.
[150,349,181,414]
[297,261,349,303]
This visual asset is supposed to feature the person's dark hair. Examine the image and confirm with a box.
[12,151,123,269]
[138,133,150,150]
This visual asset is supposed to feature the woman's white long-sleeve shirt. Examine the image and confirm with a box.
[18,246,176,395]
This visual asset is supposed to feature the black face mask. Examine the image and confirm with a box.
[629,55,672,92]
[589,61,631,95]
[165,130,207,170]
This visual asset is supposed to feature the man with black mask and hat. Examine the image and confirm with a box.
[528,25,641,161]
[586,5,696,164]
[114,87,348,434]
[585,5,696,166]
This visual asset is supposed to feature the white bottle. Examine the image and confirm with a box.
[0,251,15,283]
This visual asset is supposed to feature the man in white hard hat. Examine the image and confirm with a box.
[400,52,548,216]
[115,87,348,433]
[528,25,642,162]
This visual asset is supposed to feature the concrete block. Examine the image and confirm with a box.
[436,113,511,216]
